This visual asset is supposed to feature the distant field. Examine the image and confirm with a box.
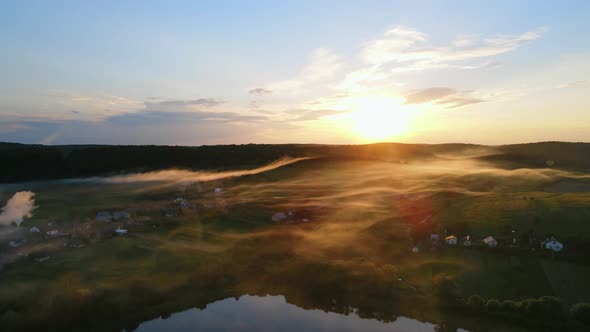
[542,260,590,305]
[2,157,590,331]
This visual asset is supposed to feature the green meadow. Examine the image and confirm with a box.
[1,157,590,331]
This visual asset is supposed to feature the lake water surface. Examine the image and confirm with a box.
[135,295,454,332]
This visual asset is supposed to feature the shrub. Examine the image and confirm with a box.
[499,300,521,313]
[466,295,486,313]
[570,303,590,324]
[521,296,563,319]
[486,299,501,312]
[538,296,564,319]
[434,276,461,307]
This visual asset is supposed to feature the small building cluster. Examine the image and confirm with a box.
[431,230,564,254]
[272,211,312,225]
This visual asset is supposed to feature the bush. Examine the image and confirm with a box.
[434,276,461,307]
[539,296,564,319]
[521,296,563,319]
[570,303,590,324]
[499,300,521,313]
[486,299,501,312]
[466,295,486,313]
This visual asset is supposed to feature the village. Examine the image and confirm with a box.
[416,231,564,254]
[0,182,331,269]
[0,185,224,268]
[0,186,570,270]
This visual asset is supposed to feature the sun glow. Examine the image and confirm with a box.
[346,96,413,142]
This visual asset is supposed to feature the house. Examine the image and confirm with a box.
[96,211,112,222]
[272,212,288,222]
[35,255,51,262]
[463,235,472,247]
[544,239,563,252]
[113,211,131,220]
[163,208,179,217]
[46,229,60,238]
[214,187,223,193]
[412,246,420,253]
[30,227,41,233]
[445,235,458,245]
[430,233,441,241]
[8,239,26,248]
[174,198,188,207]
[482,236,498,248]
[115,228,128,235]
[64,238,85,248]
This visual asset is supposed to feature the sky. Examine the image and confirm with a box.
[1,0,589,146]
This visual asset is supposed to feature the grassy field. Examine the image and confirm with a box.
[1,157,590,331]
[542,260,590,305]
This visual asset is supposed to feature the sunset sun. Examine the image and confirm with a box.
[347,96,412,142]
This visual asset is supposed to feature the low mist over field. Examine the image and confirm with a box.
[1,143,590,331]
[0,191,37,227]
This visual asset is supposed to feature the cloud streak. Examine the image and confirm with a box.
[404,88,484,109]
[363,26,543,71]
[249,88,272,96]
[144,98,223,109]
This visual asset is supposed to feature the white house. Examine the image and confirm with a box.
[30,227,41,233]
[46,230,60,238]
[214,187,223,193]
[272,212,287,222]
[96,211,112,222]
[8,239,26,248]
[445,235,458,245]
[544,239,563,252]
[463,235,472,247]
[115,228,128,235]
[113,211,131,220]
[482,236,498,248]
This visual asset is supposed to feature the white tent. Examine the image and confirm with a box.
[482,236,498,247]
[445,235,458,245]
[115,228,128,235]
[272,212,287,222]
[96,211,112,222]
[545,240,563,252]
[463,235,472,247]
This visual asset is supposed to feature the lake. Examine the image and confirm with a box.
[135,295,459,332]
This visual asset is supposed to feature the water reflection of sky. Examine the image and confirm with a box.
[135,295,440,332]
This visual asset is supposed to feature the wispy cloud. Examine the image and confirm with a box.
[285,108,349,121]
[362,26,544,71]
[404,87,484,109]
[249,88,272,96]
[144,98,223,109]
[404,88,456,104]
[268,48,343,93]
[107,110,267,125]
[556,80,588,88]
[435,96,484,109]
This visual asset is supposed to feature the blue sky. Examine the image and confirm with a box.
[1,1,589,145]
